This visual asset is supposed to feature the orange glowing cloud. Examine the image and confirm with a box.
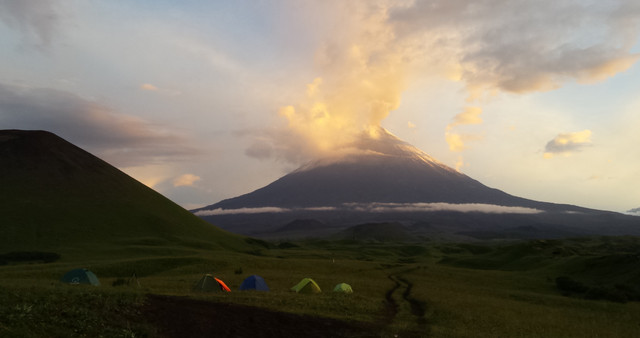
[173,174,201,187]
[445,106,483,152]
[140,83,158,91]
[543,130,593,158]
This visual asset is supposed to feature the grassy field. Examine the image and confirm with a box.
[1,236,640,337]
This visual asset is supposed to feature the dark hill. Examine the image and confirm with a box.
[0,129,247,253]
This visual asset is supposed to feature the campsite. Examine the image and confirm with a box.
[2,236,640,337]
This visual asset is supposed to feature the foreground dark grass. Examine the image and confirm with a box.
[2,236,640,337]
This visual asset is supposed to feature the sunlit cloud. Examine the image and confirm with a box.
[455,156,464,172]
[445,106,483,152]
[173,174,201,187]
[140,83,181,96]
[248,1,640,164]
[543,129,593,158]
[450,106,483,127]
[140,83,158,91]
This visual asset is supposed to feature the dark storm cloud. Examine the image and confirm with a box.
[0,83,198,167]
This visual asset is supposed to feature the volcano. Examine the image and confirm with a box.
[194,128,640,239]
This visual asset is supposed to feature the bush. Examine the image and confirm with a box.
[277,242,299,249]
[584,287,628,303]
[555,276,588,294]
[615,284,640,301]
[112,278,127,287]
[0,252,60,264]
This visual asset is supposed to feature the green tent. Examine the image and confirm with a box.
[333,283,353,293]
[61,268,100,286]
[291,278,321,293]
[193,274,231,292]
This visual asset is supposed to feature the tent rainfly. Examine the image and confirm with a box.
[61,268,100,286]
[193,274,231,292]
[333,283,353,293]
[291,278,321,294]
[239,274,270,291]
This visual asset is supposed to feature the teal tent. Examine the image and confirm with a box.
[333,283,353,293]
[61,268,100,286]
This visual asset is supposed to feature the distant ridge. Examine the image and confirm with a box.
[0,129,247,253]
[194,128,640,239]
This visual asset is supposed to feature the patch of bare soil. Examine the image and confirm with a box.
[141,294,379,338]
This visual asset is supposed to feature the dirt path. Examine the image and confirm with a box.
[141,294,379,338]
[382,272,430,337]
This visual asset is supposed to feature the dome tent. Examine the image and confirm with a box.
[239,274,269,291]
[61,268,100,286]
[333,283,353,293]
[291,278,321,294]
[193,274,231,292]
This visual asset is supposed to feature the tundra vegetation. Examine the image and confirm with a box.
[1,236,639,337]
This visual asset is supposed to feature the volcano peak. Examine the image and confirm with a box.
[296,127,456,174]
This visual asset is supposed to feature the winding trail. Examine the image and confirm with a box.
[381,270,431,337]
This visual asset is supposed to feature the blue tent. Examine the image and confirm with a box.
[239,274,269,291]
[61,268,100,286]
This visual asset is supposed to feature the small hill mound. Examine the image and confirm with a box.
[276,219,326,232]
[0,130,248,254]
[338,222,413,242]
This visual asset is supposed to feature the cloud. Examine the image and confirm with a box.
[194,207,291,216]
[390,0,640,98]
[140,83,181,96]
[173,174,201,187]
[445,106,484,152]
[345,202,543,214]
[450,107,483,127]
[0,83,198,167]
[194,203,540,216]
[543,129,593,158]
[0,0,62,47]
[140,83,158,91]
[248,1,639,164]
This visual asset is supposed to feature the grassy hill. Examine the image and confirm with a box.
[0,130,249,256]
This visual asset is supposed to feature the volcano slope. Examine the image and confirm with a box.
[0,129,248,255]
[194,128,640,239]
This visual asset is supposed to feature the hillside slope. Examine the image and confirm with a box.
[0,129,247,253]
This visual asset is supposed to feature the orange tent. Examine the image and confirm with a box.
[193,274,231,292]
[214,277,231,292]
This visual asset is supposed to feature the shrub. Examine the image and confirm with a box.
[584,287,628,303]
[112,278,127,287]
[0,252,60,264]
[555,276,588,294]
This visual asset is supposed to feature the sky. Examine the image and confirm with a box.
[1,0,639,213]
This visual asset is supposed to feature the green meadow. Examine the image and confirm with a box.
[2,236,640,337]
